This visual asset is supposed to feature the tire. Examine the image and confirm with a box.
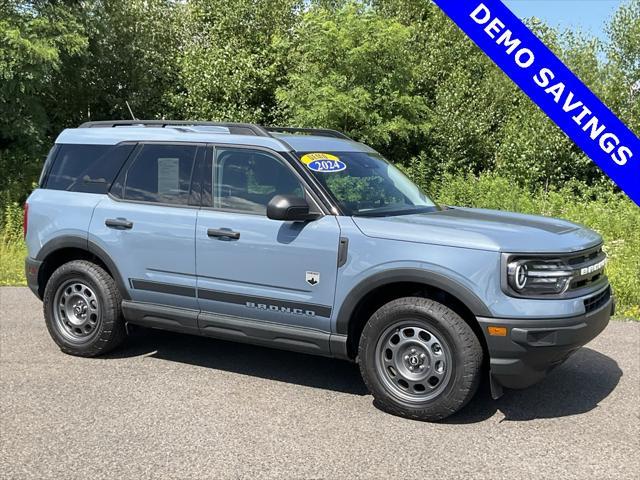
[358,297,483,421]
[43,260,126,357]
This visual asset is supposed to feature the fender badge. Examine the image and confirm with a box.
[306,271,320,286]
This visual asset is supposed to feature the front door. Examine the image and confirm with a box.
[195,146,341,332]
[89,142,203,310]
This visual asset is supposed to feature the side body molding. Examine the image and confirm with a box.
[36,235,131,300]
[334,268,493,335]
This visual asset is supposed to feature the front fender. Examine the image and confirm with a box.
[333,264,494,335]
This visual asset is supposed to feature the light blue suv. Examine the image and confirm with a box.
[25,120,613,420]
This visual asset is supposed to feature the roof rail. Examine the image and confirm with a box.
[78,120,271,137]
[265,126,352,140]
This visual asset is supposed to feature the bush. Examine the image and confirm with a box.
[2,202,23,243]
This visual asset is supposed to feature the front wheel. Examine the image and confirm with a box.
[358,297,483,421]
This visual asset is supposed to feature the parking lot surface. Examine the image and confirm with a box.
[1,287,638,479]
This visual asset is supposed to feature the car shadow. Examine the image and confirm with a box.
[106,327,369,396]
[107,330,621,421]
[446,347,622,423]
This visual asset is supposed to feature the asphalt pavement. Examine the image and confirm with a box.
[1,286,638,479]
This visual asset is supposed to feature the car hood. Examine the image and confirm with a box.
[351,207,602,253]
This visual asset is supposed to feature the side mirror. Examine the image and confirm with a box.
[267,195,320,222]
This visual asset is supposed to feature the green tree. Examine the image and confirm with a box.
[175,0,302,123]
[1,0,638,210]
[46,0,183,128]
[276,2,430,162]
[377,0,636,188]
[0,1,86,208]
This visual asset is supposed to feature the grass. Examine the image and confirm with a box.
[0,239,27,286]
[1,173,638,317]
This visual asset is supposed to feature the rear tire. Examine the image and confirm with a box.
[43,260,126,357]
[358,297,483,421]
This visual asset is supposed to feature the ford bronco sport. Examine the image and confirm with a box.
[24,120,613,421]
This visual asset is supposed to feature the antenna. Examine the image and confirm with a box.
[125,101,137,120]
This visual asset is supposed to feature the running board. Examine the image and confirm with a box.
[121,300,349,359]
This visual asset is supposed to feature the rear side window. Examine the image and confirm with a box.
[44,143,135,193]
[120,144,197,205]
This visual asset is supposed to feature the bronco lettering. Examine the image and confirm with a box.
[246,301,316,316]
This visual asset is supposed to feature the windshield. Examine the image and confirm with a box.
[296,151,439,216]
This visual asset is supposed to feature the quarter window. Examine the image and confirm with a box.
[214,148,304,214]
[123,144,197,205]
[45,144,134,193]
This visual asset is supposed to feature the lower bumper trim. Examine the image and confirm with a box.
[25,257,42,299]
[478,297,612,390]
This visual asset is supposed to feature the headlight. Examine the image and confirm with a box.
[503,247,608,298]
[506,258,574,295]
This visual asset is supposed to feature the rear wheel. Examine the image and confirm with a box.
[358,297,483,421]
[43,260,126,357]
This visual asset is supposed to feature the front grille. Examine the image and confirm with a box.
[571,272,604,290]
[566,246,602,267]
[567,245,607,291]
[584,286,610,313]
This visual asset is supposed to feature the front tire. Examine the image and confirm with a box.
[358,297,483,421]
[43,260,126,357]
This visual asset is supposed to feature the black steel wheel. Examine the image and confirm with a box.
[374,322,453,403]
[52,280,102,343]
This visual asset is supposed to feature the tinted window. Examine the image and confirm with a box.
[45,144,134,193]
[123,144,197,205]
[214,148,303,214]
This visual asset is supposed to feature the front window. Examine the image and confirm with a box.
[296,151,439,216]
[214,148,305,214]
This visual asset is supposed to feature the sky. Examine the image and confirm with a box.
[503,0,628,41]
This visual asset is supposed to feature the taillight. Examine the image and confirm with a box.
[23,202,28,239]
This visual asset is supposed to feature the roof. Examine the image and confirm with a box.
[54,121,377,154]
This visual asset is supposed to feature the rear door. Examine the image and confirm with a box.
[89,142,203,311]
[195,146,341,333]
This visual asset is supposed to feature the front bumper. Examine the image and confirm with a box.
[478,294,613,390]
[25,257,43,299]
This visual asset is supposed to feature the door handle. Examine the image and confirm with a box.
[207,228,240,240]
[105,218,133,229]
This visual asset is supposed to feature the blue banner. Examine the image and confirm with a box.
[432,0,640,206]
